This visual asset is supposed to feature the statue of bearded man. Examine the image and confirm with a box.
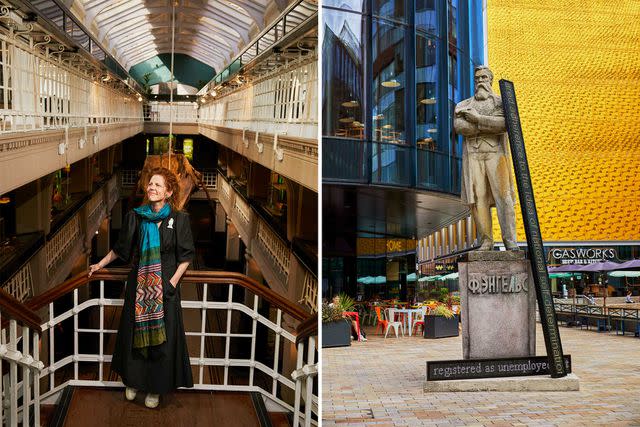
[454,66,519,251]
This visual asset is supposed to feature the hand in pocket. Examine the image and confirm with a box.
[164,277,177,296]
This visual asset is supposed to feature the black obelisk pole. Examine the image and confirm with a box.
[499,79,567,378]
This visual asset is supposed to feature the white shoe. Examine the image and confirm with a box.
[125,387,137,401]
[145,393,160,408]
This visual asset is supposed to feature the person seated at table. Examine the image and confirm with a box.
[625,291,634,304]
[330,295,367,341]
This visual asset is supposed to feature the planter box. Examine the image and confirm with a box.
[424,315,459,339]
[322,320,352,348]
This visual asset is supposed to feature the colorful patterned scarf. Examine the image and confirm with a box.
[133,203,170,355]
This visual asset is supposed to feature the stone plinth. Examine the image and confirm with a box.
[460,250,536,359]
[424,373,580,392]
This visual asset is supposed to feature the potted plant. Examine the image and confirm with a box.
[424,303,459,339]
[322,294,355,348]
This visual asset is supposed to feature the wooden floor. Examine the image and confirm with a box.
[61,387,263,427]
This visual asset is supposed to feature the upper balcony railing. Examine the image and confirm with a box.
[144,102,199,124]
[0,29,142,137]
[0,112,142,134]
[1,269,318,427]
[199,54,317,140]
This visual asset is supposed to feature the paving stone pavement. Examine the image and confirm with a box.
[322,324,640,426]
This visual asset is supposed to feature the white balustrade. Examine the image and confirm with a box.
[220,178,232,200]
[45,215,80,274]
[256,220,291,281]
[0,33,142,135]
[0,312,43,426]
[2,263,33,303]
[233,197,251,225]
[146,101,199,123]
[87,191,106,227]
[108,175,120,206]
[299,271,318,314]
[199,54,317,140]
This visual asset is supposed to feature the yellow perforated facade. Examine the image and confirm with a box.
[487,0,640,242]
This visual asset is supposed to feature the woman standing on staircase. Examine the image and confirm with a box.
[88,167,195,408]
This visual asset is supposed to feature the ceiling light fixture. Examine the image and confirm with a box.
[381,79,400,88]
[420,98,436,105]
[341,100,359,108]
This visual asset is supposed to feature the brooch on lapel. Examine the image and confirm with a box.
[167,218,174,229]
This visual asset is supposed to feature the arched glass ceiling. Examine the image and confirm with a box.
[72,0,282,74]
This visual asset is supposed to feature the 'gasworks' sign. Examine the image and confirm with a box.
[549,247,617,265]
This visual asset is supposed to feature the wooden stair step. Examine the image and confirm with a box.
[52,386,269,427]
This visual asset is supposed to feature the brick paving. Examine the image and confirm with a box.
[322,324,640,426]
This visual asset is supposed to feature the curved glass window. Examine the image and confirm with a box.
[322,0,481,193]
[322,10,365,140]
[416,34,438,151]
[372,19,406,145]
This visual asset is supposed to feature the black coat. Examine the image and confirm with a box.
[111,208,195,394]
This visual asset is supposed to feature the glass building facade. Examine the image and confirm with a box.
[322,0,484,300]
[322,0,484,191]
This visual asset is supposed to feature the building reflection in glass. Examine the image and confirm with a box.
[322,10,365,140]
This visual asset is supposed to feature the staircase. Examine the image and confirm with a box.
[47,387,271,427]
[1,269,317,427]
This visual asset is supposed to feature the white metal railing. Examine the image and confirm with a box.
[7,274,317,426]
[145,102,199,123]
[87,191,106,227]
[256,220,291,282]
[201,171,217,189]
[108,175,120,205]
[292,335,318,427]
[0,285,44,427]
[2,263,33,303]
[220,178,232,200]
[299,271,317,314]
[233,197,251,225]
[0,111,142,134]
[199,54,317,139]
[0,31,142,136]
[121,170,140,187]
[45,216,80,274]
[0,315,44,427]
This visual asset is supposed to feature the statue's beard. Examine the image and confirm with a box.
[475,84,492,100]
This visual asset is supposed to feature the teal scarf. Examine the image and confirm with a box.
[133,203,171,354]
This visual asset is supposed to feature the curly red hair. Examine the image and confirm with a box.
[141,167,181,211]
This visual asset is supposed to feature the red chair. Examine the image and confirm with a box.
[374,306,388,335]
[412,306,429,335]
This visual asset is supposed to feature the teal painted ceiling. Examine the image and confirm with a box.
[129,53,216,91]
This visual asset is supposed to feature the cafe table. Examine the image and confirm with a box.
[392,308,423,336]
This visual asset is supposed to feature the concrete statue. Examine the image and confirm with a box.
[454,66,518,251]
